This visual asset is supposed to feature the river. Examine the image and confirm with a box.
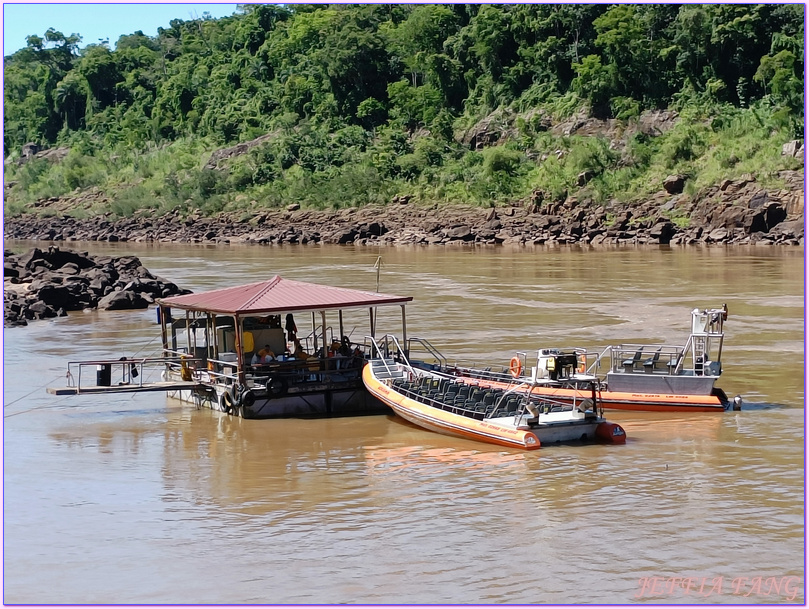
[3,242,804,604]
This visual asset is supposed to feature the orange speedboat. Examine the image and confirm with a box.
[363,356,626,450]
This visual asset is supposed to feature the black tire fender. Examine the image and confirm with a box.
[222,388,236,413]
[241,388,256,408]
[266,377,287,397]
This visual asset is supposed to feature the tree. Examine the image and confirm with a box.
[54,71,88,130]
[77,44,123,110]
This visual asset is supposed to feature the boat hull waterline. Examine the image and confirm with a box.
[363,362,626,450]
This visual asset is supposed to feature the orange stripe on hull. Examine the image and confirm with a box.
[363,368,540,450]
[456,376,725,412]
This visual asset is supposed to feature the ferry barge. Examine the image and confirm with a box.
[49,275,413,418]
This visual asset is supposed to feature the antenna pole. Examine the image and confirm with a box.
[373,256,383,292]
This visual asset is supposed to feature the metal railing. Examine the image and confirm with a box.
[366,334,415,379]
[406,336,448,369]
[64,355,202,390]
[607,343,687,375]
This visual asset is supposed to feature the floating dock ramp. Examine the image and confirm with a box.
[47,356,208,397]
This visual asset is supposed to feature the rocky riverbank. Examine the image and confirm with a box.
[4,171,803,247]
[4,247,191,327]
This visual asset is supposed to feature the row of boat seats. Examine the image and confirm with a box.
[391,376,523,420]
[623,347,677,374]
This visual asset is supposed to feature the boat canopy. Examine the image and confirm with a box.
[157,275,412,315]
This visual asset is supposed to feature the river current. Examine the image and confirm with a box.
[3,241,804,604]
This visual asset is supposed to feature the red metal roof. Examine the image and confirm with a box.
[157,275,412,315]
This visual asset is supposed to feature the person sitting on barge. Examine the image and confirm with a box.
[251,345,276,365]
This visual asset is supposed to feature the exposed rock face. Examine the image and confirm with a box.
[663,174,686,194]
[3,247,191,327]
[3,173,804,249]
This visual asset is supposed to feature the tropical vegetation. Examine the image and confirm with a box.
[3,3,804,219]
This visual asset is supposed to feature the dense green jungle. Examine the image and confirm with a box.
[3,3,804,222]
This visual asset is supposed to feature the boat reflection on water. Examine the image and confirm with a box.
[364,422,531,475]
[611,411,724,444]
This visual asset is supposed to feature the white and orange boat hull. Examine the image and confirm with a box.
[363,365,541,450]
[363,362,626,450]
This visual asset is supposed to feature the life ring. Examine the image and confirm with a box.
[266,377,287,397]
[509,357,522,378]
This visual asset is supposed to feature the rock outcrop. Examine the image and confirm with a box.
[3,247,191,327]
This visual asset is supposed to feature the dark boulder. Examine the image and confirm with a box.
[446,225,473,240]
[98,289,151,310]
[649,221,677,244]
[663,175,686,194]
[4,247,190,327]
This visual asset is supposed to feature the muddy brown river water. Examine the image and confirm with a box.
[3,242,804,604]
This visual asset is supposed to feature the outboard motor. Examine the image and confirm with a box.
[733,395,743,411]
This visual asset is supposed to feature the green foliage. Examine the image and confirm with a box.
[110,184,155,217]
[659,123,706,168]
[482,147,521,176]
[2,4,803,218]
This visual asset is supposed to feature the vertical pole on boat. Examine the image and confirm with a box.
[338,310,345,342]
[159,305,168,357]
[372,256,382,343]
[311,311,318,354]
[373,256,382,292]
[234,315,245,385]
[320,311,327,355]
[401,304,408,358]
[184,311,192,353]
[206,313,215,364]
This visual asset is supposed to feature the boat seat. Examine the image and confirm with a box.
[460,401,477,415]
[622,349,643,372]
[643,348,662,374]
[667,353,683,374]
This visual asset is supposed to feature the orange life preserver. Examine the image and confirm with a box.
[578,359,586,374]
[509,357,522,378]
